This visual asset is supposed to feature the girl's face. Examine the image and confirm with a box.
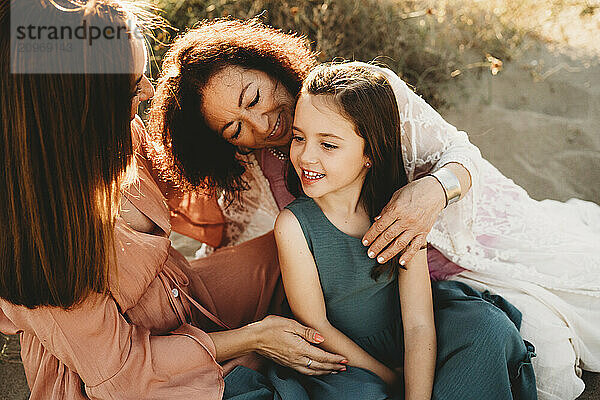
[291,93,370,200]
[201,65,295,149]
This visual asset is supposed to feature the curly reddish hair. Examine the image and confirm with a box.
[147,18,317,195]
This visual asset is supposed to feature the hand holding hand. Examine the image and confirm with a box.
[362,176,446,266]
[252,315,348,375]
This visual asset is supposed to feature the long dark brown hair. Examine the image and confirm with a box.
[287,62,408,280]
[147,18,317,198]
[0,0,139,308]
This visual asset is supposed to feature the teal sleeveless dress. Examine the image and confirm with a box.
[223,196,538,400]
[285,196,404,369]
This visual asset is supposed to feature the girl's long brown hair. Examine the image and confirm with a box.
[287,62,408,280]
[0,0,138,308]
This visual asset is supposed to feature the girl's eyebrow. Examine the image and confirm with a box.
[318,132,344,140]
[292,126,344,141]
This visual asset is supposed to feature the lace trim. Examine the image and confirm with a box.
[218,153,279,247]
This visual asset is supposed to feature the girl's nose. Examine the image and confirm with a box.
[298,143,319,165]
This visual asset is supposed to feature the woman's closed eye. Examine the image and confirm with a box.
[322,142,338,150]
[292,135,304,142]
[231,122,242,140]
[228,90,259,140]
[248,89,260,107]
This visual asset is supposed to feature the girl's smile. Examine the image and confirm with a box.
[300,168,326,185]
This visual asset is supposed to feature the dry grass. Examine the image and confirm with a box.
[146,0,599,106]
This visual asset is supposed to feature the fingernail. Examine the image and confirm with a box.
[362,240,369,246]
[368,251,375,258]
[341,367,347,371]
[314,333,324,342]
[340,360,348,364]
[375,215,381,220]
[331,371,338,374]
[377,256,385,263]
[400,260,405,266]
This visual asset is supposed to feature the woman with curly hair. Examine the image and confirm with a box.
[147,17,599,400]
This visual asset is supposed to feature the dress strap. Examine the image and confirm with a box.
[178,286,232,330]
[161,265,232,330]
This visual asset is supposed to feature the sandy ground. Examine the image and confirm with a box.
[436,41,600,399]
[2,34,599,400]
[439,44,600,205]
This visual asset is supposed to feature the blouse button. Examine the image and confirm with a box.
[171,288,179,298]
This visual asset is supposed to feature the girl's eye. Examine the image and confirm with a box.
[292,135,304,142]
[248,89,260,107]
[322,142,338,150]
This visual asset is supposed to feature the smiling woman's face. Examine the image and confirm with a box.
[201,65,295,149]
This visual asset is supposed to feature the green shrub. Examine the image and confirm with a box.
[146,0,594,107]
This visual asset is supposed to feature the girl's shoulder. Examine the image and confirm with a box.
[274,208,305,249]
[284,196,323,226]
[277,197,313,233]
[276,197,321,253]
[284,196,314,212]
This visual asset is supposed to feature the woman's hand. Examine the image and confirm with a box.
[362,176,446,267]
[250,315,348,375]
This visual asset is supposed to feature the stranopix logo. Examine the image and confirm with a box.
[10,1,142,74]
[15,19,142,47]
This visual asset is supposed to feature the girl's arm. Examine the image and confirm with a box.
[398,248,436,400]
[274,210,397,385]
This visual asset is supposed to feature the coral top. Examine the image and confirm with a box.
[0,117,281,399]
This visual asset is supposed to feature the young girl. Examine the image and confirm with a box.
[274,63,436,399]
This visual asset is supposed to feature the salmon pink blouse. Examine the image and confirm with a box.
[0,117,281,399]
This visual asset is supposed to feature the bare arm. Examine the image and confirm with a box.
[208,315,348,375]
[274,210,397,385]
[208,325,258,362]
[398,248,436,400]
[314,321,397,384]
